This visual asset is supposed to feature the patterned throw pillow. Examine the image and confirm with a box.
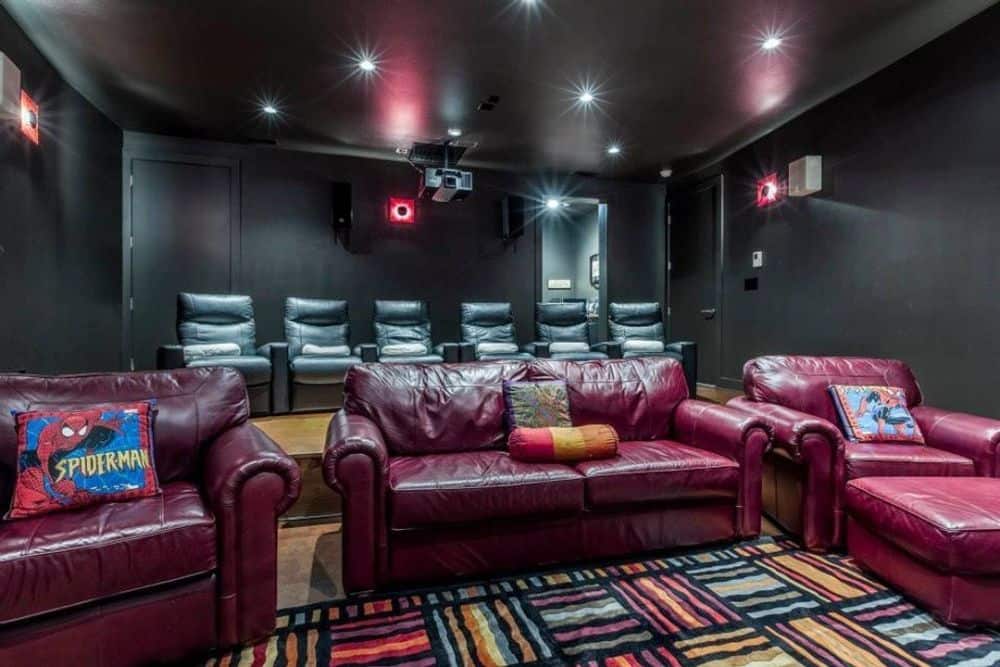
[6,402,161,519]
[503,380,572,429]
[828,385,925,444]
[508,424,619,463]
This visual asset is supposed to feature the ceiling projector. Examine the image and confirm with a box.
[419,167,473,202]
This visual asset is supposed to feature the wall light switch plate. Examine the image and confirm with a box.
[547,278,572,290]
[752,250,764,268]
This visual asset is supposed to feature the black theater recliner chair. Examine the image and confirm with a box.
[156,292,287,415]
[526,301,621,360]
[608,302,698,393]
[360,300,460,364]
[285,298,362,411]
[460,302,534,361]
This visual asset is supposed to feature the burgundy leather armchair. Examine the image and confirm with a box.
[0,368,301,666]
[324,357,771,594]
[728,356,1000,552]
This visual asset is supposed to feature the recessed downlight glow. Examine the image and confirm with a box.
[545,198,561,210]
[359,58,376,72]
[262,104,278,115]
[579,91,595,104]
[762,36,782,51]
[447,127,462,137]
[607,144,621,156]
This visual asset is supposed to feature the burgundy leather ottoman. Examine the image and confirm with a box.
[845,477,1000,627]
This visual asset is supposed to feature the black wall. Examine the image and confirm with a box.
[686,5,1000,416]
[124,133,665,359]
[0,8,122,373]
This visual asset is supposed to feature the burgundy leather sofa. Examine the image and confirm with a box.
[0,368,301,666]
[324,357,772,594]
[729,355,1000,551]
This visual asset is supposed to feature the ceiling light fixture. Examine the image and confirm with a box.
[447,127,462,137]
[545,198,562,210]
[607,144,621,156]
[358,58,376,72]
[579,91,595,105]
[262,104,278,115]
[761,36,783,51]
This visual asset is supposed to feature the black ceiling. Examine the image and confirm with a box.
[3,0,994,179]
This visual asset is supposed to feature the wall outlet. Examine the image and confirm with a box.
[752,250,764,268]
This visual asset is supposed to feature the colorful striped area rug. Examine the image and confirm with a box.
[206,537,1000,666]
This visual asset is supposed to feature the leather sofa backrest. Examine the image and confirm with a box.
[373,300,432,350]
[177,292,257,355]
[343,356,688,456]
[461,302,517,345]
[536,302,590,343]
[608,302,665,342]
[529,358,687,441]
[285,298,350,358]
[0,367,249,506]
[743,355,923,425]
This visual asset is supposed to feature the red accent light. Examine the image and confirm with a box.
[20,90,39,145]
[388,197,415,224]
[756,173,780,207]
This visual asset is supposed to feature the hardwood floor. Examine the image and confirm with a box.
[263,385,757,609]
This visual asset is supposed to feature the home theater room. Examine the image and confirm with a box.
[2,0,1000,665]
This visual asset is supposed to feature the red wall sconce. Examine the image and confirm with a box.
[20,90,39,145]
[388,197,415,224]
[756,173,780,207]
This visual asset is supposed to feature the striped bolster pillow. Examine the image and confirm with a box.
[508,424,619,463]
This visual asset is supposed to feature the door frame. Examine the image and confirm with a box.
[121,147,241,370]
[666,173,725,388]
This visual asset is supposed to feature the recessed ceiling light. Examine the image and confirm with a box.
[579,91,595,104]
[607,144,621,156]
[545,198,561,210]
[359,58,376,72]
[761,36,782,51]
[262,104,278,115]
[659,168,673,178]
[447,127,462,137]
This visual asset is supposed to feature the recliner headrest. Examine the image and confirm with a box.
[285,298,348,325]
[178,293,254,325]
[461,302,513,326]
[374,300,429,325]
[536,301,586,326]
[609,302,662,326]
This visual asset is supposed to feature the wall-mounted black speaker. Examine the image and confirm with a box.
[501,195,526,240]
[332,182,352,231]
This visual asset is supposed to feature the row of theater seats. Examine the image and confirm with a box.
[157,293,696,415]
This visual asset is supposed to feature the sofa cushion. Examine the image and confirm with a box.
[301,344,351,356]
[290,355,361,385]
[844,442,975,479]
[388,450,584,528]
[845,477,1000,575]
[182,342,241,362]
[573,440,739,507]
[622,340,665,354]
[0,482,215,624]
[186,355,271,386]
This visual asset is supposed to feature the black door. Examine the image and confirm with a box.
[128,157,237,370]
[668,176,722,386]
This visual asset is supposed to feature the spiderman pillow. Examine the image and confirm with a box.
[6,401,161,519]
[828,385,925,444]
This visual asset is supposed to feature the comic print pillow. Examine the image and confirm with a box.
[6,401,161,519]
[828,385,925,444]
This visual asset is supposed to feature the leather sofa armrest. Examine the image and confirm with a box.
[727,396,845,550]
[591,341,623,358]
[323,411,389,593]
[912,406,1000,477]
[665,341,697,394]
[357,344,379,363]
[523,342,551,358]
[258,342,289,414]
[672,399,772,537]
[202,423,301,645]
[157,344,185,370]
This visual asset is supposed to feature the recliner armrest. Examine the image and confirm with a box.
[911,406,1000,477]
[433,342,466,363]
[523,342,551,358]
[459,342,477,363]
[591,341,623,358]
[157,344,185,370]
[258,343,289,414]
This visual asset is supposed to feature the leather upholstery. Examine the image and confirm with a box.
[284,298,361,411]
[289,355,360,384]
[608,302,698,391]
[0,482,215,625]
[0,368,301,661]
[327,357,771,592]
[186,354,272,385]
[177,292,257,355]
[533,302,607,361]
[730,355,1000,552]
[389,450,584,528]
[284,298,350,358]
[573,440,738,507]
[461,302,533,360]
[371,300,444,363]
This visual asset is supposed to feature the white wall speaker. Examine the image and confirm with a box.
[788,155,822,197]
[0,51,22,121]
